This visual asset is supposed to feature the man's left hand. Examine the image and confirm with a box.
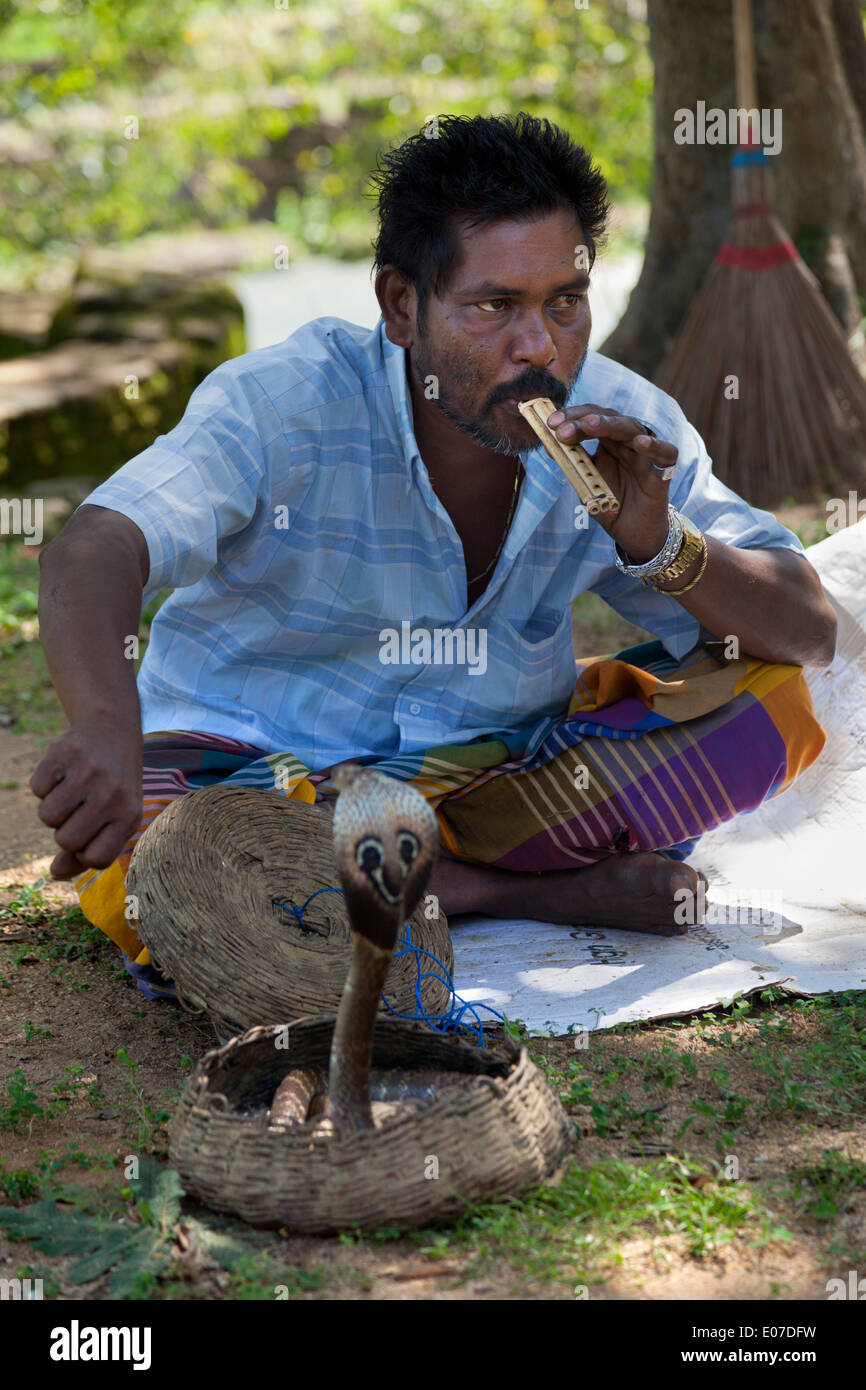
[546,403,678,562]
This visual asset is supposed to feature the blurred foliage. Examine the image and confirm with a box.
[0,275,246,484]
[0,537,38,639]
[0,0,652,283]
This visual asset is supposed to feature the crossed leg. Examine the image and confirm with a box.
[428,850,707,936]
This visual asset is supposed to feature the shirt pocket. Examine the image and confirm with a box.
[483,608,577,726]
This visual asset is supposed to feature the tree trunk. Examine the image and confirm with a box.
[603,0,866,379]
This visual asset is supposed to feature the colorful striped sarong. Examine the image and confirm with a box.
[74,640,825,998]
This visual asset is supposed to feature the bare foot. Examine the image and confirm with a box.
[427,851,708,937]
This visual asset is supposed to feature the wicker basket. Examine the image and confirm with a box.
[126,784,453,1037]
[170,1018,574,1232]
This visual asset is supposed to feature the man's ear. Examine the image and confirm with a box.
[375,266,417,349]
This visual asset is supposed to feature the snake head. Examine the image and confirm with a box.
[332,767,440,951]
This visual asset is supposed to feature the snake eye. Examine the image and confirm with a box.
[397,831,420,867]
[356,836,383,874]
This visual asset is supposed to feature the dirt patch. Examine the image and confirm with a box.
[0,728,62,876]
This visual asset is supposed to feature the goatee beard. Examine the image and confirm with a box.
[434,394,524,456]
[412,347,587,459]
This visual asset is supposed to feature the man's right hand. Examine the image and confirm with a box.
[30,721,142,881]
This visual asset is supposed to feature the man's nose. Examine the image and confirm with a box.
[510,317,556,367]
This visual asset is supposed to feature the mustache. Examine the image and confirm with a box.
[488,376,567,409]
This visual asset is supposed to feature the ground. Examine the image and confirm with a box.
[1,507,863,1302]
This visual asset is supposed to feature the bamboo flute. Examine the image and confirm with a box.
[517,397,620,516]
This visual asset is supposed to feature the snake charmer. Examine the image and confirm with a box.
[32,112,835,1002]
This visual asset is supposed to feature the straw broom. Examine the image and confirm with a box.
[654,0,866,507]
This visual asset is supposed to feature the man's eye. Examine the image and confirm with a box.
[475,294,586,313]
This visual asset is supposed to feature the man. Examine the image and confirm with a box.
[32,113,834,997]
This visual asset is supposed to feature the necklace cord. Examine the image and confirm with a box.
[467,459,522,586]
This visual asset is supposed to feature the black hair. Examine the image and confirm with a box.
[370,111,610,329]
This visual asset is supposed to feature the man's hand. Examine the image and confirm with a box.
[30,720,142,880]
[546,403,677,561]
[547,404,837,666]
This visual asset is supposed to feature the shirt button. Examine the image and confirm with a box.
[409,702,421,715]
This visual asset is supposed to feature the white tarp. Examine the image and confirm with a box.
[451,519,866,1033]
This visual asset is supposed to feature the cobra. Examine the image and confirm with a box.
[268,765,475,1135]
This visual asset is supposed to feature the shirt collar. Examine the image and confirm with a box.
[379,319,423,480]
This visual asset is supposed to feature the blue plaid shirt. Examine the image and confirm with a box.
[76,316,806,765]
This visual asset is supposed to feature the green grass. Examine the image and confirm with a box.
[116,1047,171,1154]
[1,881,863,1298]
[0,879,111,965]
[683,989,866,1123]
[0,1165,41,1203]
[504,987,866,1154]
[388,1155,789,1292]
[0,540,38,637]
[1,1147,116,1205]
[0,1063,108,1133]
[0,1068,52,1131]
[0,541,62,736]
[749,995,866,1118]
[0,1140,782,1296]
[785,1150,866,1224]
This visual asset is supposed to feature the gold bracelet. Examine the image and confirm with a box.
[653,536,708,595]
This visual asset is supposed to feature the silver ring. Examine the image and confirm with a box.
[651,462,676,482]
[634,421,675,481]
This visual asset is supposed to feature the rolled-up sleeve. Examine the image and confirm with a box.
[73,362,267,604]
[588,398,806,659]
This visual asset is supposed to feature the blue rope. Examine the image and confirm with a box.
[274,886,504,1048]
[384,919,504,1048]
[274,886,343,933]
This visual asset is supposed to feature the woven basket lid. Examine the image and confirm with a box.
[126,783,453,1036]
